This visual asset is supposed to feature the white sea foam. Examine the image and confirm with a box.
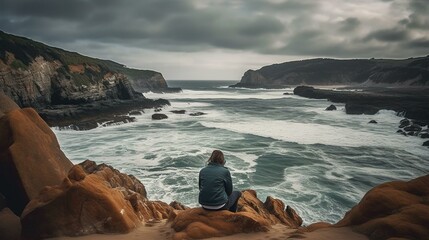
[145,89,296,100]
[200,119,424,149]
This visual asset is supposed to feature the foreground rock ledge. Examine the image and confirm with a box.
[21,162,173,238]
[299,174,429,240]
[169,190,302,240]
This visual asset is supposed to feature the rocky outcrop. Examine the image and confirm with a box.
[231,56,429,88]
[152,113,168,120]
[126,70,181,93]
[232,70,271,88]
[21,162,173,238]
[0,93,73,215]
[325,104,337,111]
[298,175,429,240]
[0,30,175,129]
[0,94,173,238]
[39,98,170,130]
[334,174,429,239]
[190,112,206,116]
[293,86,429,122]
[171,110,186,114]
[169,189,302,240]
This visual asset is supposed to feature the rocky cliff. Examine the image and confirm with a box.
[231,57,429,88]
[0,30,179,109]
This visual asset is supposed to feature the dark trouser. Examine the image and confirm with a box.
[221,191,242,212]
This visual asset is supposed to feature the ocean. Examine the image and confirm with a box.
[53,80,429,225]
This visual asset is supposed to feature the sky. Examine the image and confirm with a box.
[1,0,428,80]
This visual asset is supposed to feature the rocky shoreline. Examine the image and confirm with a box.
[39,98,171,130]
[293,86,429,122]
[293,86,429,146]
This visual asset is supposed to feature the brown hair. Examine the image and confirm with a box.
[208,150,225,165]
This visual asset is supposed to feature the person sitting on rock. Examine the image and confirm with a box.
[198,150,242,212]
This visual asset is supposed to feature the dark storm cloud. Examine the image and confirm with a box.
[407,38,429,49]
[364,28,409,42]
[402,0,429,30]
[244,0,318,13]
[339,18,360,32]
[0,0,428,59]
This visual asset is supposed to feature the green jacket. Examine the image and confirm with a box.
[198,163,233,206]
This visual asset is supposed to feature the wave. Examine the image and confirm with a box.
[145,89,297,100]
[200,119,425,149]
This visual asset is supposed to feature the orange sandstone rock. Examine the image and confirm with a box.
[0,93,73,215]
[21,162,174,238]
[335,174,429,240]
[169,189,302,239]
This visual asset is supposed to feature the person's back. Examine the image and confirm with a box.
[199,162,232,206]
[198,150,241,212]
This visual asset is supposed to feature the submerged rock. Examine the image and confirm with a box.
[404,124,422,132]
[420,133,429,139]
[423,140,429,147]
[170,110,186,114]
[129,110,143,115]
[368,120,377,124]
[190,112,206,116]
[152,113,168,120]
[399,118,410,126]
[325,104,337,111]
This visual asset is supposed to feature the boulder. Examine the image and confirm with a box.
[170,110,186,114]
[334,175,429,239]
[396,130,407,136]
[129,110,143,115]
[368,120,377,124]
[169,190,302,239]
[404,124,422,132]
[423,140,429,147]
[0,94,73,215]
[412,120,427,127]
[420,133,429,139]
[190,112,206,116]
[152,113,168,120]
[325,104,337,111]
[399,118,410,126]
[21,163,173,238]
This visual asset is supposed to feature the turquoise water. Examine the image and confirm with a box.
[54,80,428,224]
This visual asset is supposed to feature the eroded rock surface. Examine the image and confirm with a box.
[21,162,173,238]
[335,174,429,240]
[0,93,73,215]
[169,189,302,240]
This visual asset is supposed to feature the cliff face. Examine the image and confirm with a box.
[232,57,429,88]
[0,31,175,109]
